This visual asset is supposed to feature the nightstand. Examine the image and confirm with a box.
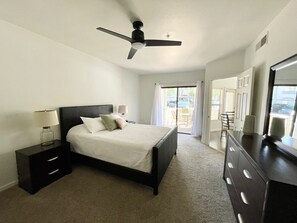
[15,140,72,194]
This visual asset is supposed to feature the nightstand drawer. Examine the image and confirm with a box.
[31,147,66,176]
[38,147,62,162]
[43,167,65,186]
[32,148,65,173]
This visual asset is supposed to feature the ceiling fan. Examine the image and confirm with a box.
[96,21,182,59]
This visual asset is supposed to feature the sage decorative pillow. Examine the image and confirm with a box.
[101,114,117,131]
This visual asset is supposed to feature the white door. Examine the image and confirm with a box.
[234,67,255,131]
[224,89,236,113]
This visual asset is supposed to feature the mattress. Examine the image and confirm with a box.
[66,123,171,173]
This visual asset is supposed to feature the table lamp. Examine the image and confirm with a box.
[269,117,285,139]
[34,110,59,146]
[118,105,128,116]
[243,115,256,135]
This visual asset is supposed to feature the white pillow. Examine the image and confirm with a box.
[80,117,106,133]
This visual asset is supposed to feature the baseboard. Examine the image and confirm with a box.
[0,180,18,192]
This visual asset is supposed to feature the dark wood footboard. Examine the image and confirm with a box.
[152,126,178,195]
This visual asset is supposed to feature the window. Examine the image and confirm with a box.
[271,86,297,116]
[270,85,297,137]
[211,89,222,120]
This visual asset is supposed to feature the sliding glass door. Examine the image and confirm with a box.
[162,86,196,134]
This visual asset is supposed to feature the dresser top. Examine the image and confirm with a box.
[229,131,297,186]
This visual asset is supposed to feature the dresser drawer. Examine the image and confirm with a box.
[237,153,266,223]
[227,136,240,166]
[225,168,240,208]
[225,153,241,188]
[225,169,248,223]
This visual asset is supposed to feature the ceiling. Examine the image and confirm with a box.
[0,0,291,74]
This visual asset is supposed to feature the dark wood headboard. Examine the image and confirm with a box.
[59,104,113,142]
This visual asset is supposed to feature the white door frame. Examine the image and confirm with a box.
[202,68,254,146]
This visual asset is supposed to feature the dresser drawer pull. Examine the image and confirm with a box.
[227,162,233,169]
[243,169,252,179]
[47,156,59,162]
[226,177,232,185]
[240,192,249,205]
[237,213,244,223]
[48,169,59,175]
[229,147,235,152]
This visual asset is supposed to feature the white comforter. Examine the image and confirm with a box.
[66,123,171,173]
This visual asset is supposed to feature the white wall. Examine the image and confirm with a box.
[0,19,140,190]
[244,0,297,133]
[202,50,245,143]
[212,77,237,90]
[139,71,205,124]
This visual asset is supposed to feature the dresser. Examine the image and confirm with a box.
[224,131,297,223]
[16,140,72,194]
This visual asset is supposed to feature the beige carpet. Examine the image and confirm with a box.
[0,134,236,223]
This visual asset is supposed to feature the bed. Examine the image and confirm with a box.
[59,104,177,195]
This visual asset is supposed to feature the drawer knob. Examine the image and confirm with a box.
[227,162,234,169]
[237,213,244,223]
[240,192,249,205]
[226,177,232,185]
[47,156,59,162]
[243,169,252,179]
[229,147,235,152]
[48,169,59,175]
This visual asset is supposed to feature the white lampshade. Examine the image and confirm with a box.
[270,117,285,139]
[243,115,256,135]
[34,110,59,127]
[118,105,128,115]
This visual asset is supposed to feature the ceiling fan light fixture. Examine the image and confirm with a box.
[97,21,182,59]
[132,42,144,50]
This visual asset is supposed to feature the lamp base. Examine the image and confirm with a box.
[41,127,54,146]
[41,141,54,146]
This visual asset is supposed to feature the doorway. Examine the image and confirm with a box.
[207,67,255,151]
[209,77,237,151]
[162,86,196,134]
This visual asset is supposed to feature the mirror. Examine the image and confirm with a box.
[264,54,297,150]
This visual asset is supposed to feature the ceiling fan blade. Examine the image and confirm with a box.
[145,40,182,47]
[127,47,137,59]
[96,27,132,43]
